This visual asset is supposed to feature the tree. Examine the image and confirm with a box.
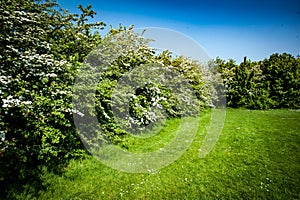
[260,53,300,108]
[74,27,210,148]
[0,0,105,196]
[214,53,300,109]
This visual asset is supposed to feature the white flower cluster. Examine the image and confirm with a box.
[2,95,32,108]
[71,108,85,117]
[46,73,58,78]
[0,131,5,142]
[0,76,11,85]
[50,90,71,96]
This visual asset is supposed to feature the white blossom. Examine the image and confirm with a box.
[46,73,58,78]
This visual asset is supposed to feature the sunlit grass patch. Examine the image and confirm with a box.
[13,109,300,199]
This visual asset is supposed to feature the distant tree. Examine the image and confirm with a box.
[214,53,300,109]
[260,53,300,108]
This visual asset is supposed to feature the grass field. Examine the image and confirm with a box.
[13,109,300,199]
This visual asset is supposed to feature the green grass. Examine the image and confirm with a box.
[14,109,300,199]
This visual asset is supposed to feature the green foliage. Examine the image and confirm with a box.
[0,0,105,195]
[3,0,298,198]
[1,1,217,190]
[76,28,209,146]
[215,54,300,109]
[260,53,300,108]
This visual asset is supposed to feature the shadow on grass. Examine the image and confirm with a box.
[0,148,89,199]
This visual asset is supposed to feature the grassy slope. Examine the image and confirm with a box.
[16,109,300,199]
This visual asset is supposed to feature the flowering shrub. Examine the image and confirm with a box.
[74,27,213,145]
[0,0,105,192]
[0,0,220,194]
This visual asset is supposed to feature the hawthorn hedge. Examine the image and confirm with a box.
[1,0,299,198]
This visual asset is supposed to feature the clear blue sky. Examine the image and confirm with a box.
[58,0,300,62]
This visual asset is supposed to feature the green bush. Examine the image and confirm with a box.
[74,28,212,146]
[260,53,300,108]
[7,0,299,197]
[1,1,216,194]
[215,54,300,109]
[0,0,105,195]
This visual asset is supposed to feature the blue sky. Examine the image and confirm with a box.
[58,0,300,62]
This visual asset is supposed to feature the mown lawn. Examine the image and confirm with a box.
[15,109,300,199]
